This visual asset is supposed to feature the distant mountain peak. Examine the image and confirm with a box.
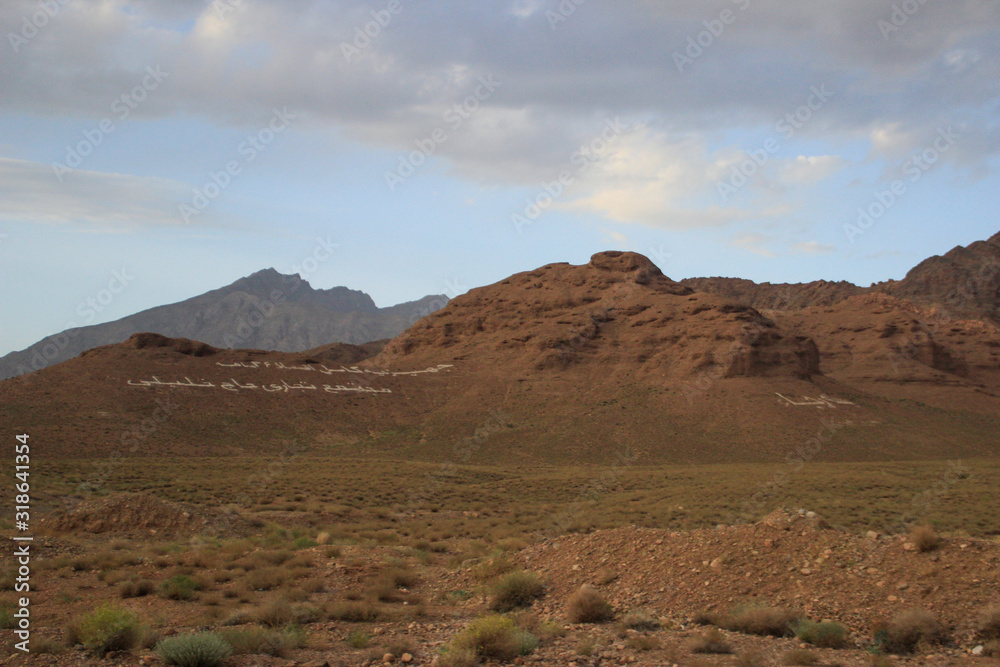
[0,270,447,379]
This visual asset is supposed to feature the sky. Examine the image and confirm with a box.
[1,0,998,357]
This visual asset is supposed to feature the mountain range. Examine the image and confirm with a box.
[0,269,448,380]
[2,230,997,466]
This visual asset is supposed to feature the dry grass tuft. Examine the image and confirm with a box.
[876,608,946,654]
[908,524,941,552]
[782,648,819,665]
[567,585,613,623]
[977,605,1000,640]
[489,570,545,612]
[688,628,732,654]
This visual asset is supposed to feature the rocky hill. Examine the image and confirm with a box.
[0,269,447,380]
[679,232,1000,324]
[4,244,998,466]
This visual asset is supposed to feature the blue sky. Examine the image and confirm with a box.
[1,0,998,356]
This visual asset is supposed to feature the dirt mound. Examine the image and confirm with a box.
[519,511,1000,643]
[40,492,249,538]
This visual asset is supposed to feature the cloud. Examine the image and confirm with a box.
[779,155,848,184]
[731,233,776,257]
[2,0,997,227]
[792,241,835,255]
[553,127,752,228]
[0,158,192,230]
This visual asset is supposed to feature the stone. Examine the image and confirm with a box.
[401,654,413,663]
[383,653,394,663]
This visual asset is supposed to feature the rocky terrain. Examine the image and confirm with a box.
[2,232,999,667]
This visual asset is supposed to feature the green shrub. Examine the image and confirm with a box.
[345,630,370,649]
[566,585,613,623]
[292,536,318,549]
[69,604,143,655]
[450,615,538,661]
[159,574,200,600]
[156,632,232,667]
[0,605,16,629]
[792,619,848,648]
[218,626,292,657]
[489,570,545,612]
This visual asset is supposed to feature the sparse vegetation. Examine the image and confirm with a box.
[688,628,732,654]
[793,618,848,648]
[0,605,16,629]
[489,570,545,612]
[782,648,819,665]
[875,609,946,654]
[218,626,295,657]
[345,630,371,649]
[622,608,660,630]
[449,615,538,661]
[909,525,941,552]
[67,604,143,655]
[119,578,156,598]
[327,600,383,622]
[977,605,1000,640]
[156,632,232,667]
[159,574,201,600]
[567,585,613,623]
[624,634,659,651]
[717,605,801,637]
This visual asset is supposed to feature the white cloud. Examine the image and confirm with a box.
[779,155,848,185]
[792,241,835,255]
[730,233,777,258]
[554,128,751,229]
[0,158,192,230]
